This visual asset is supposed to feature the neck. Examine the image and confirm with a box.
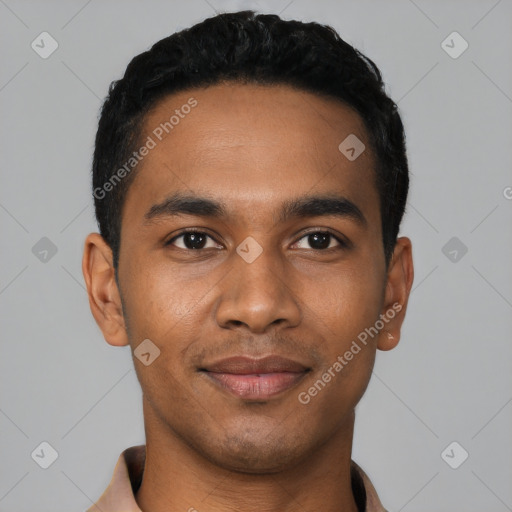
[135,397,359,512]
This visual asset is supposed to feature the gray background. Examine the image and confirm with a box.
[1,0,511,510]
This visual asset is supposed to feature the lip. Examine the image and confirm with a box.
[200,356,310,400]
[202,355,309,374]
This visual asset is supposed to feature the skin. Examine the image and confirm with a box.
[83,83,414,512]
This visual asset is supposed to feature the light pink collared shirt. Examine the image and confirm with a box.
[87,445,387,512]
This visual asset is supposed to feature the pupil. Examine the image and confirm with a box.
[185,233,206,249]
[309,233,330,249]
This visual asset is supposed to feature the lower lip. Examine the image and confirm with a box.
[203,371,307,400]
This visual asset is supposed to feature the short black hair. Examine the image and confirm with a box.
[92,10,408,270]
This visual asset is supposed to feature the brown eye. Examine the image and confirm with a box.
[166,231,221,250]
[294,231,346,250]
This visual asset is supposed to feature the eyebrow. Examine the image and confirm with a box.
[143,192,367,228]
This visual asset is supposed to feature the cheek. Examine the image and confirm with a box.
[314,263,384,336]
[121,260,208,339]
[307,261,383,400]
[121,269,209,404]
[339,281,383,341]
[315,348,376,418]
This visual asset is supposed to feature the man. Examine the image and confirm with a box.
[82,10,413,512]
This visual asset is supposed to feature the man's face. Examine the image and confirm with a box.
[116,83,389,472]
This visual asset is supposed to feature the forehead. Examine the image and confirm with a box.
[123,83,379,226]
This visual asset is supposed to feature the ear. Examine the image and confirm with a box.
[82,233,129,346]
[377,236,414,351]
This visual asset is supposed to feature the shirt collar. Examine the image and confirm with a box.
[87,445,387,512]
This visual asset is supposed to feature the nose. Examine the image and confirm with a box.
[215,243,302,334]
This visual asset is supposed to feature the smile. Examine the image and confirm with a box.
[200,355,310,400]
[202,371,309,400]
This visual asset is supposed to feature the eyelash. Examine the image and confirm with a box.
[165,229,348,251]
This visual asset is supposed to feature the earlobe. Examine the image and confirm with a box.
[377,237,414,351]
[82,233,129,347]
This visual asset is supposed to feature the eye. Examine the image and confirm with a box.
[294,231,347,251]
[166,230,222,250]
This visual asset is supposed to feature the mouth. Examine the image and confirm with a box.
[199,355,311,400]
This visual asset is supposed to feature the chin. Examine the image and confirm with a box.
[211,443,303,474]
[197,425,310,474]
